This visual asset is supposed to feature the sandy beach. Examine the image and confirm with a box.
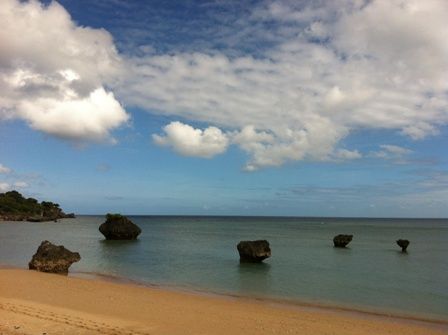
[0,269,446,335]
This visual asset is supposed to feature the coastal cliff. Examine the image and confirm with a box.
[0,190,75,222]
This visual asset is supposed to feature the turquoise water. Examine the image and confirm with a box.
[0,216,447,321]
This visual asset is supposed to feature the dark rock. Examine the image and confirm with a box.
[29,241,80,274]
[237,240,271,262]
[27,217,51,222]
[99,213,141,240]
[26,212,75,222]
[396,239,410,252]
[333,234,353,248]
[0,214,26,221]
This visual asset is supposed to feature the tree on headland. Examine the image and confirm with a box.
[0,190,75,222]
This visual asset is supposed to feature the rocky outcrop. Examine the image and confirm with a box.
[396,239,410,252]
[25,213,74,222]
[237,240,271,262]
[333,234,353,248]
[29,241,80,274]
[27,216,57,222]
[99,214,141,240]
[0,214,28,221]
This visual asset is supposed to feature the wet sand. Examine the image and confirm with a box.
[0,268,446,335]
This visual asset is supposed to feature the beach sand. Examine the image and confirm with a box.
[0,269,446,335]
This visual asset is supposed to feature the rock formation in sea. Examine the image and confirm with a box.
[333,234,353,248]
[99,213,142,240]
[396,239,410,252]
[237,240,271,262]
[29,240,81,274]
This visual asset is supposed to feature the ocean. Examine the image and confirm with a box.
[1,216,447,321]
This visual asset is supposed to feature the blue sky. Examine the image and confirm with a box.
[1,0,448,217]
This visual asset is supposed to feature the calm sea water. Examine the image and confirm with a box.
[1,216,447,320]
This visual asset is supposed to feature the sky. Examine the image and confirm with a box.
[0,0,448,217]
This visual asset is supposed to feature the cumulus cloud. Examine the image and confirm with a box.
[117,0,448,169]
[153,122,229,158]
[401,123,439,140]
[2,0,448,169]
[153,122,360,170]
[17,88,128,142]
[0,164,11,174]
[229,122,353,170]
[0,0,129,142]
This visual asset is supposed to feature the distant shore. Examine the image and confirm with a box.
[0,190,75,222]
[0,213,75,222]
[0,268,446,335]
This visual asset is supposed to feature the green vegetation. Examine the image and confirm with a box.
[106,213,125,221]
[0,190,74,221]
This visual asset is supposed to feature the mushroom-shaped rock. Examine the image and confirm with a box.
[237,240,271,263]
[29,241,80,274]
[333,234,353,248]
[99,213,141,240]
[396,239,410,252]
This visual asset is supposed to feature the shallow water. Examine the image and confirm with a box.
[1,216,447,320]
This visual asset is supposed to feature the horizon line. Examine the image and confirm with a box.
[73,214,448,220]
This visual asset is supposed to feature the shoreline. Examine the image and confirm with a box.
[71,268,448,326]
[3,264,448,327]
[1,267,446,335]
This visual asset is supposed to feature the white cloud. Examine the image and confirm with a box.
[153,122,360,170]
[0,0,129,142]
[18,88,128,142]
[0,182,10,192]
[117,0,448,169]
[13,181,28,188]
[232,125,275,146]
[153,122,229,158]
[379,145,412,156]
[0,164,11,174]
[2,0,448,169]
[370,144,412,161]
[0,173,29,192]
[401,123,439,140]
[230,122,352,170]
[333,0,448,90]
[332,149,362,160]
